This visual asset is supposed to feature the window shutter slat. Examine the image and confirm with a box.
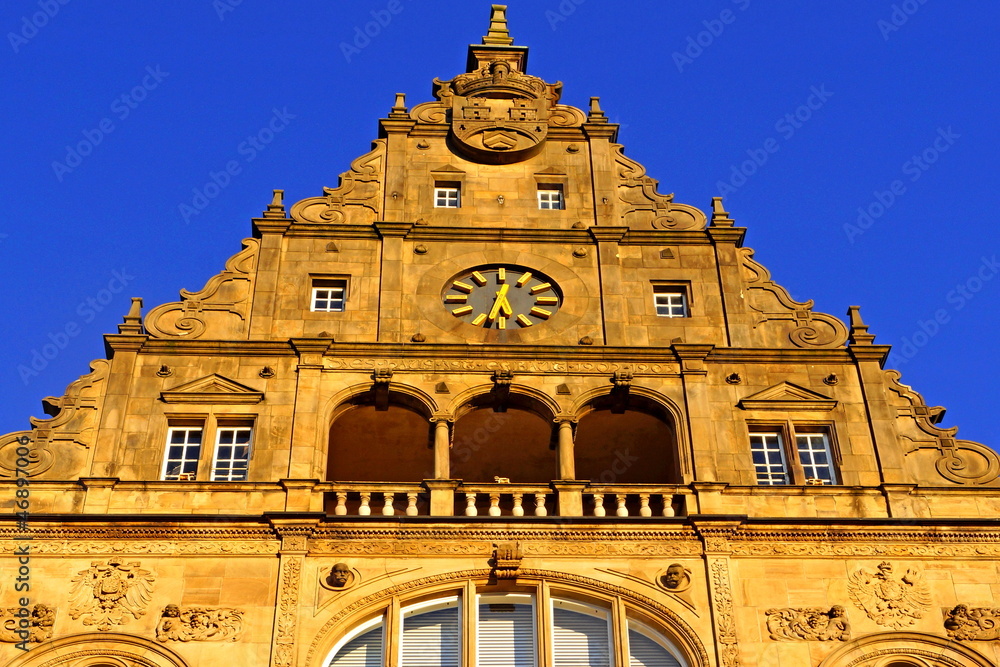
[552,607,610,667]
[330,626,383,667]
[401,607,460,667]
[628,628,682,667]
[478,603,536,667]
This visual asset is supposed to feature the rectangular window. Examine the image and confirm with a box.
[434,184,461,208]
[796,431,836,485]
[537,186,564,210]
[211,425,252,481]
[312,279,347,312]
[162,426,203,480]
[653,286,688,317]
[749,432,790,485]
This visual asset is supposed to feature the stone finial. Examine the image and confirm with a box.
[587,96,608,123]
[710,197,735,227]
[390,92,408,117]
[847,306,876,346]
[118,297,144,334]
[263,189,286,219]
[482,5,513,46]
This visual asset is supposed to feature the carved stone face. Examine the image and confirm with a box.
[163,604,180,618]
[330,563,351,587]
[664,564,685,589]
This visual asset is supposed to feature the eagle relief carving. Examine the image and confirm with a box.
[847,561,931,628]
[69,559,155,630]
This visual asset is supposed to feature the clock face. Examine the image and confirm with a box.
[444,265,562,329]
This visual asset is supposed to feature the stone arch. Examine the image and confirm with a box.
[3,633,190,667]
[326,382,438,482]
[817,631,995,667]
[448,384,560,483]
[571,385,687,483]
[306,568,710,667]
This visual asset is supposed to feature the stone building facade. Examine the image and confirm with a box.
[2,6,999,667]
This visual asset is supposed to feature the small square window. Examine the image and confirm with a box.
[653,286,688,317]
[312,279,347,312]
[162,426,203,481]
[211,425,252,481]
[435,184,461,208]
[537,187,564,210]
[749,432,790,485]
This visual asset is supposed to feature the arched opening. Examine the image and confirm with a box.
[451,393,556,483]
[574,394,681,484]
[327,391,434,482]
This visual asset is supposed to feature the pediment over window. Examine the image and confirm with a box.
[160,374,264,404]
[737,382,836,411]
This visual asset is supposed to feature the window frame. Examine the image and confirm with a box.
[160,422,205,481]
[210,422,254,482]
[160,415,257,482]
[747,421,840,486]
[434,183,462,208]
[311,277,349,313]
[651,282,691,318]
[537,185,565,210]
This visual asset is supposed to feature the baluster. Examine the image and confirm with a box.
[661,494,675,517]
[489,493,502,516]
[534,493,547,516]
[359,492,372,516]
[615,494,628,517]
[639,493,652,517]
[512,493,524,517]
[593,493,605,517]
[406,492,419,516]
[465,493,478,517]
[334,492,347,516]
[382,492,396,516]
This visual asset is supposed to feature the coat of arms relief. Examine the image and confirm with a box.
[69,559,155,630]
[848,561,931,629]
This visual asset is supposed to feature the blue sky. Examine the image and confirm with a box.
[2,1,998,451]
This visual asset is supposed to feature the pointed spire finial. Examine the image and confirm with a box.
[847,306,876,345]
[710,197,735,227]
[587,97,607,123]
[263,189,286,219]
[483,5,513,46]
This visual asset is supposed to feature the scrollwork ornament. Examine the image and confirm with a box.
[155,604,244,642]
[765,606,851,641]
[710,560,741,667]
[0,603,55,643]
[944,604,1000,641]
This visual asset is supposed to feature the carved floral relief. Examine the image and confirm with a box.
[848,561,931,629]
[765,606,851,641]
[156,604,244,642]
[943,604,1000,641]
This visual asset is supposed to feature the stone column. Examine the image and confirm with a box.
[554,416,577,480]
[430,413,454,479]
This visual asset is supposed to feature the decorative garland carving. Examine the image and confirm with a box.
[290,140,385,224]
[145,239,259,340]
[273,558,302,667]
[847,561,931,628]
[155,604,244,642]
[944,604,1000,641]
[322,356,682,375]
[0,540,279,555]
[69,559,155,630]
[309,539,700,557]
[0,603,55,643]
[306,568,710,667]
[739,247,849,348]
[710,560,741,667]
[765,606,850,641]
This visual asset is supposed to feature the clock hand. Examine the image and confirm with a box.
[487,284,512,321]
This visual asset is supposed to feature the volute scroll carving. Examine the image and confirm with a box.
[290,139,386,224]
[145,239,259,340]
[612,145,707,230]
[739,247,849,349]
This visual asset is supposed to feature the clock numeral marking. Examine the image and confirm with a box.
[516,314,533,327]
[497,316,507,329]
[535,296,558,305]
[530,307,552,319]
[516,272,533,287]
[529,282,552,294]
[497,268,506,283]
[452,281,475,293]
[452,305,474,316]
[471,313,488,326]
[445,294,469,303]
[471,271,487,286]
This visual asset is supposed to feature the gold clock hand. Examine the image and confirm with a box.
[487,283,511,320]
